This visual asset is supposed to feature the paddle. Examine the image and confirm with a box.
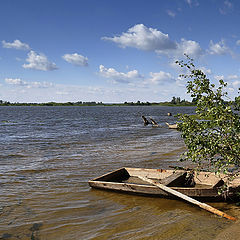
[137,175,237,221]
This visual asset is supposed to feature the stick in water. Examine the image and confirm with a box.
[138,175,237,221]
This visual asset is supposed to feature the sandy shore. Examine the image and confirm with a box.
[215,220,240,240]
[215,206,240,240]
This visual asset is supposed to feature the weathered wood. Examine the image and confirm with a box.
[149,118,158,127]
[89,167,240,199]
[166,122,178,129]
[142,115,150,126]
[160,172,187,186]
[138,175,237,221]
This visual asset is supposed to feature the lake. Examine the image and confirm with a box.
[0,106,233,239]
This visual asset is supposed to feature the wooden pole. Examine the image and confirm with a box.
[138,175,237,221]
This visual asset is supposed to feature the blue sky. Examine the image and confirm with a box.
[1,0,240,103]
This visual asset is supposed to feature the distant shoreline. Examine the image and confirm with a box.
[0,101,195,107]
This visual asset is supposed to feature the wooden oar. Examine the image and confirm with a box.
[138,175,237,221]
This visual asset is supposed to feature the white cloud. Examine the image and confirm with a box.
[214,75,224,81]
[5,78,54,88]
[102,24,177,51]
[28,81,54,88]
[102,24,203,59]
[5,78,27,86]
[2,39,30,50]
[22,51,58,71]
[177,38,203,57]
[156,38,203,58]
[200,67,212,75]
[166,10,176,18]
[214,74,239,83]
[236,40,240,46]
[99,65,143,83]
[148,71,175,84]
[208,40,230,55]
[232,80,240,87]
[62,53,88,66]
[227,74,239,80]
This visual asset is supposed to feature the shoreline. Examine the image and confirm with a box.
[215,206,240,239]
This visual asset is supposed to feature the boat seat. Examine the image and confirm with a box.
[212,179,224,189]
[161,172,187,187]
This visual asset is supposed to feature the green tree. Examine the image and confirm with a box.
[171,96,176,104]
[176,56,240,183]
[176,97,181,104]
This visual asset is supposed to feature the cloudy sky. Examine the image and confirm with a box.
[1,0,240,103]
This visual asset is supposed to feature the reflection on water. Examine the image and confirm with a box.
[0,106,233,239]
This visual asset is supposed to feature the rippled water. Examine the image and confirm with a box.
[0,106,233,239]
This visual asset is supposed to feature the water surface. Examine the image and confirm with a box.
[0,106,233,239]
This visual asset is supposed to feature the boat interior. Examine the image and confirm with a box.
[92,167,226,189]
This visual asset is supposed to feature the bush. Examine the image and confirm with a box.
[176,56,240,182]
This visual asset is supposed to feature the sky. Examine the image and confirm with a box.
[1,0,240,103]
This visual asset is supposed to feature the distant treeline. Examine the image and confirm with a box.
[0,97,195,107]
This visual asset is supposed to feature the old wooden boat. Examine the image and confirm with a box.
[88,167,240,200]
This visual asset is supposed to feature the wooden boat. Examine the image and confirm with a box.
[166,122,178,129]
[89,167,240,200]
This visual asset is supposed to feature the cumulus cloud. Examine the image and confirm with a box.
[62,53,88,66]
[99,65,143,83]
[2,39,30,50]
[208,40,230,55]
[156,38,203,58]
[5,78,54,88]
[236,40,240,46]
[102,24,177,51]
[23,51,57,71]
[148,71,175,84]
[177,38,203,57]
[102,24,203,59]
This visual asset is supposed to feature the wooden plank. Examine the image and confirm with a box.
[138,175,237,221]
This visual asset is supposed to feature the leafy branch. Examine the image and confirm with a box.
[176,55,240,179]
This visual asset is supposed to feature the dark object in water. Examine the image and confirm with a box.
[142,115,150,126]
[142,116,158,127]
[167,112,172,116]
[89,167,240,201]
[150,118,158,127]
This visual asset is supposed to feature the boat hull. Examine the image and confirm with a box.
[88,168,240,200]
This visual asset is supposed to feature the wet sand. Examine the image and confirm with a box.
[215,207,240,240]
